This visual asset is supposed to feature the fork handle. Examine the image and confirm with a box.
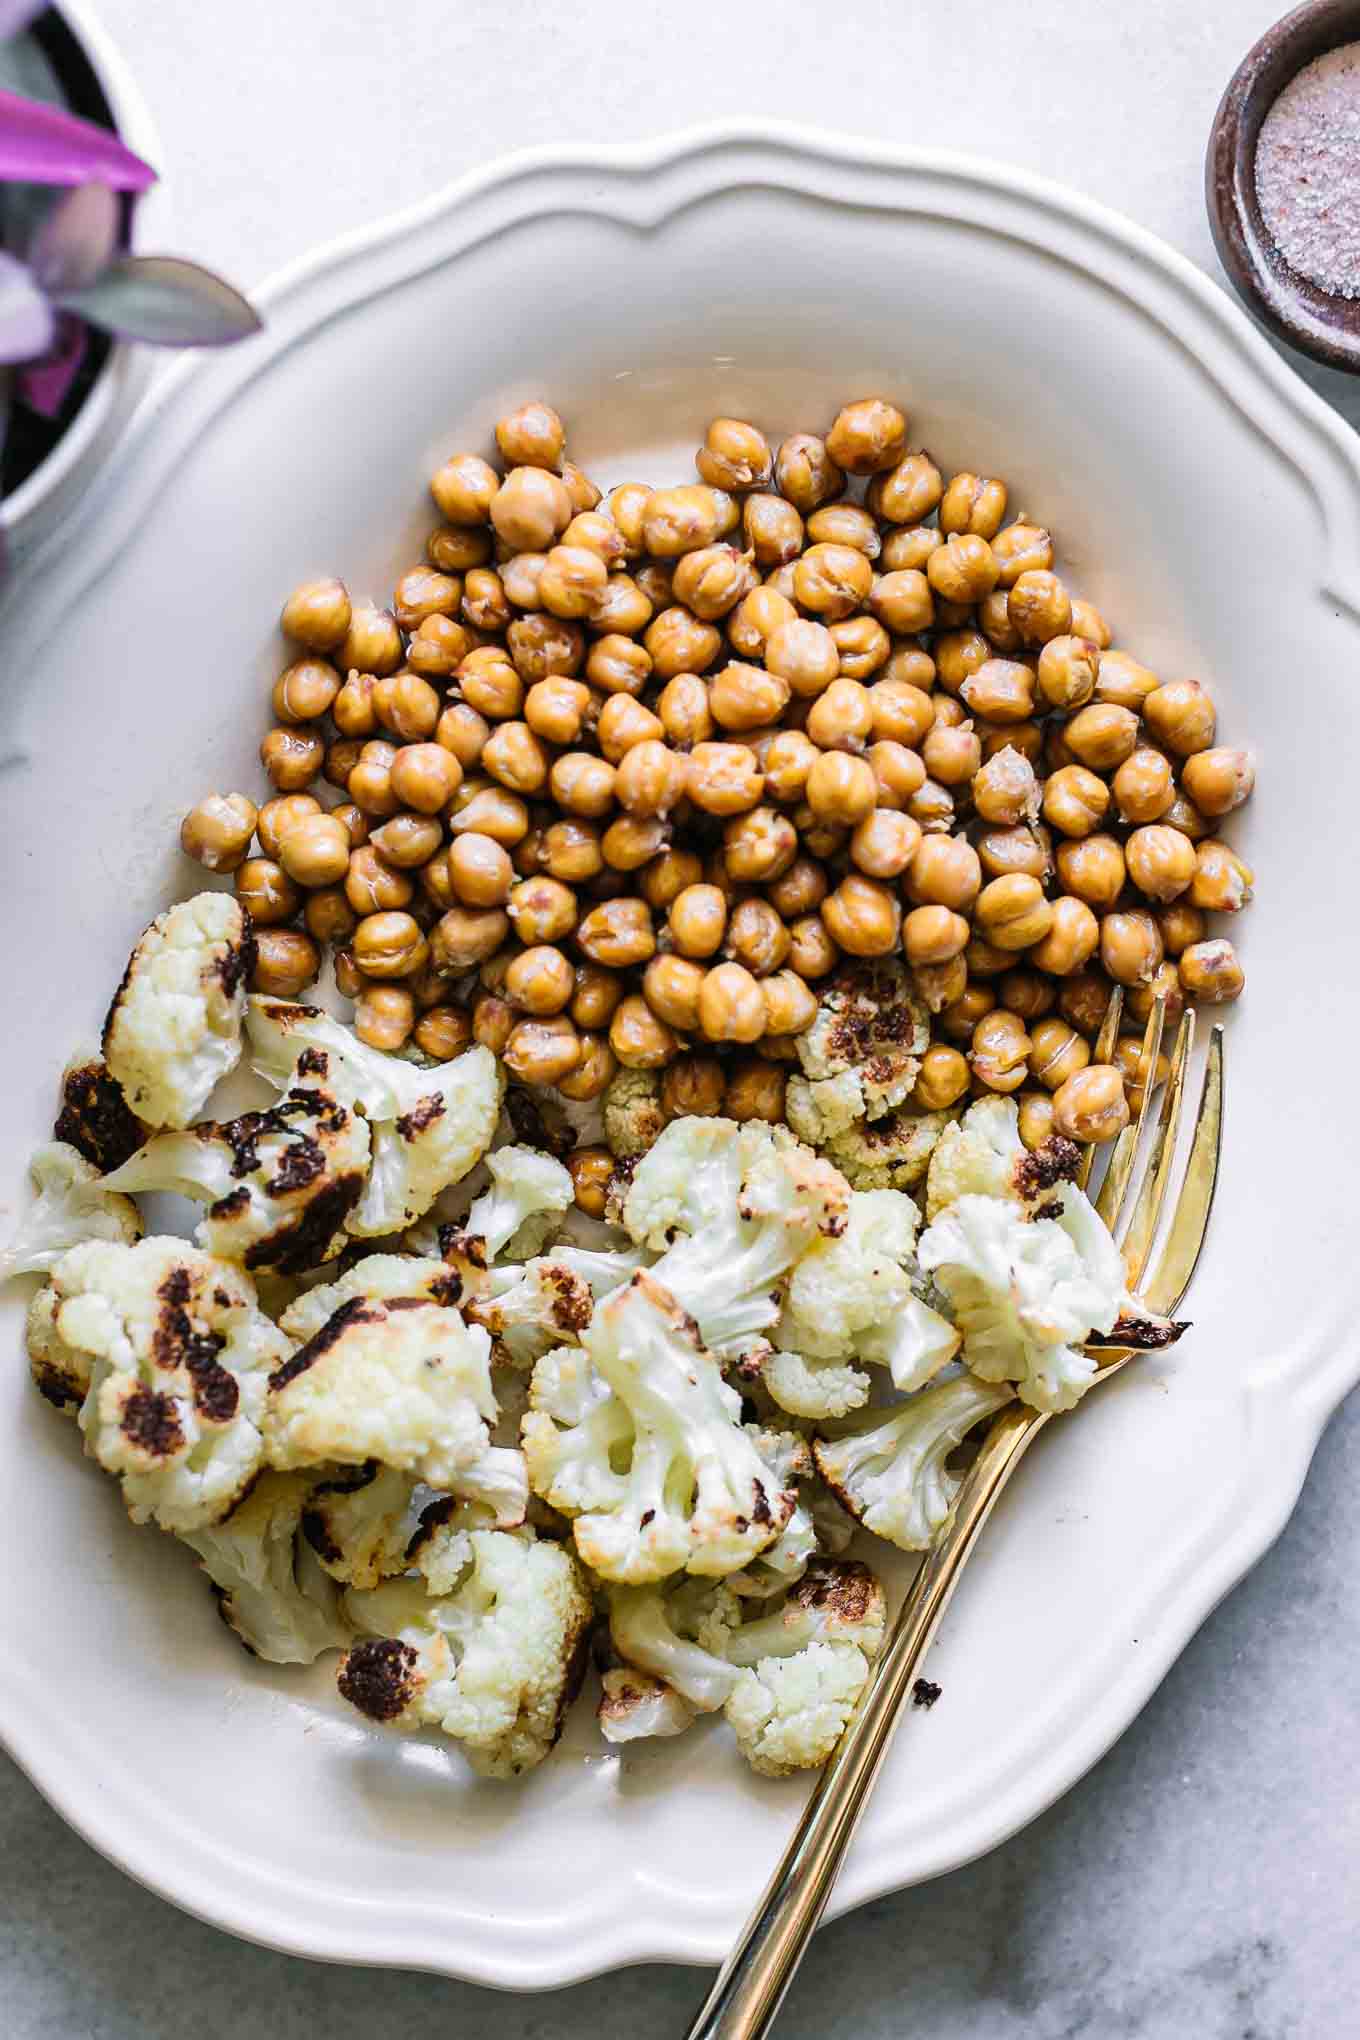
[684,1400,1048,2040]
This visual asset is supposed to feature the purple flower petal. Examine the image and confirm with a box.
[0,88,157,190]
[0,0,43,39]
[59,255,260,347]
[0,248,54,364]
[29,182,118,293]
[16,310,86,416]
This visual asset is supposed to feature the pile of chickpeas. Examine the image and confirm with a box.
[180,395,1254,1166]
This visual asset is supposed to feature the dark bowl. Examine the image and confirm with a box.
[1207,0,1360,373]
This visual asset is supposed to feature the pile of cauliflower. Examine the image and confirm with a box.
[2,892,1160,1783]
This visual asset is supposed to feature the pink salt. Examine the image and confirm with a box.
[1256,42,1360,300]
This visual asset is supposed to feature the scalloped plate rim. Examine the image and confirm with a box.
[2,122,1358,1991]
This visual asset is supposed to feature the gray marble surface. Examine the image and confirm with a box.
[6,2,1359,2033]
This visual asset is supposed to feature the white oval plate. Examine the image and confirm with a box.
[2,126,1358,1991]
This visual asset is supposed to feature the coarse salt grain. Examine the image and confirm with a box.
[1256,43,1360,300]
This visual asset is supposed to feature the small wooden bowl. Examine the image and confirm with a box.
[1207,0,1360,373]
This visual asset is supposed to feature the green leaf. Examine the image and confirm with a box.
[59,255,260,347]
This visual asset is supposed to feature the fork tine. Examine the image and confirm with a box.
[1120,1008,1195,1289]
[1137,1024,1224,1316]
[1075,985,1124,1192]
[1094,993,1167,1233]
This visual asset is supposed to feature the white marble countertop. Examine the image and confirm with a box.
[5,2,1358,2033]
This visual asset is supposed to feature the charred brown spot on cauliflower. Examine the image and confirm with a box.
[212,921,257,998]
[395,1094,445,1141]
[120,1385,185,1458]
[792,1558,877,1627]
[1091,1314,1191,1350]
[1012,1135,1082,1200]
[268,1294,382,1390]
[53,1056,146,1173]
[338,1636,421,1722]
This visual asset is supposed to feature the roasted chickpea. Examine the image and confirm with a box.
[922,718,981,786]
[752,728,813,805]
[799,751,872,828]
[608,740,684,820]
[503,875,575,945]
[566,1145,616,1218]
[938,471,1007,538]
[956,657,1032,726]
[692,961,761,1043]
[1052,833,1123,911]
[690,417,769,494]
[491,400,563,471]
[756,621,833,704]
[1124,958,1186,1030]
[329,677,378,746]
[786,911,836,978]
[900,834,977,913]
[477,721,548,798]
[273,811,349,889]
[735,495,799,573]
[1181,746,1255,817]
[1101,907,1163,986]
[344,844,414,916]
[1058,970,1114,1038]
[350,983,415,1052]
[1111,746,1175,825]
[371,673,439,746]
[431,905,511,977]
[938,982,993,1042]
[590,576,654,638]
[1189,838,1254,913]
[714,807,792,886]
[922,533,995,607]
[338,603,403,677]
[976,823,1051,885]
[900,898,971,966]
[636,485,718,558]
[990,522,1053,586]
[1013,1090,1054,1150]
[449,783,531,847]
[1033,634,1096,712]
[725,898,790,976]
[180,793,258,874]
[633,849,699,913]
[1178,937,1245,1003]
[446,824,515,905]
[353,910,428,979]
[408,614,474,679]
[533,544,605,622]
[965,934,1012,978]
[969,746,1035,829]
[248,930,317,1012]
[1027,895,1099,978]
[685,741,764,815]
[471,991,515,1053]
[431,451,499,526]
[270,656,339,728]
[561,461,601,515]
[488,465,571,552]
[1157,900,1206,956]
[773,431,843,510]
[1159,791,1212,842]
[389,566,458,633]
[671,545,757,622]
[303,885,358,946]
[1052,1064,1129,1143]
[331,802,369,850]
[756,970,816,1039]
[506,612,585,684]
[430,525,493,574]
[519,678,588,749]
[860,448,939,524]
[1059,701,1137,772]
[825,398,907,475]
[556,513,624,572]
[712,1060,781,1125]
[1143,678,1216,757]
[845,808,918,880]
[644,606,722,679]
[1039,763,1108,840]
[974,873,1054,951]
[455,650,521,722]
[230,855,294,929]
[704,660,786,733]
[970,1008,1033,1093]
[557,1031,616,1102]
[1085,651,1155,716]
[1028,1015,1091,1090]
[860,742,922,814]
[502,1014,581,1085]
[754,859,819,925]
[876,528,937,577]
[570,896,652,969]
[905,777,956,834]
[907,1042,967,1111]
[596,482,648,560]
[984,719,1044,766]
[999,968,1056,1021]
[1006,569,1071,647]
[1112,1031,1170,1110]
[1124,823,1196,903]
[791,542,873,621]
[831,615,892,682]
[380,746,456,820]
[819,874,900,958]
[632,954,700,1034]
[561,963,623,1036]
[259,725,323,793]
[599,815,667,871]
[503,943,574,1016]
[806,677,873,754]
[280,576,351,654]
[663,882,724,960]
[408,1003,470,1061]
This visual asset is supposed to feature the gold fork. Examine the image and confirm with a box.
[686,992,1224,2040]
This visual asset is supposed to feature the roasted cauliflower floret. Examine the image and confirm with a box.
[298,1462,423,1590]
[597,1666,696,1743]
[277,1251,481,1342]
[603,1560,886,1774]
[263,1294,499,1488]
[337,1528,593,1777]
[917,1184,1124,1413]
[468,1257,595,1358]
[102,1069,370,1274]
[53,1049,147,1172]
[0,1141,141,1281]
[179,1469,352,1662]
[792,959,929,1129]
[246,999,502,1235]
[779,1186,958,1396]
[602,1065,666,1158]
[462,1144,574,1260]
[522,1271,796,1583]
[819,1105,957,1193]
[619,1118,849,1356]
[924,1096,1081,1222]
[812,1371,1015,1549]
[763,1347,871,1421]
[103,893,254,1129]
[25,1280,94,1412]
[44,1236,285,1531]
